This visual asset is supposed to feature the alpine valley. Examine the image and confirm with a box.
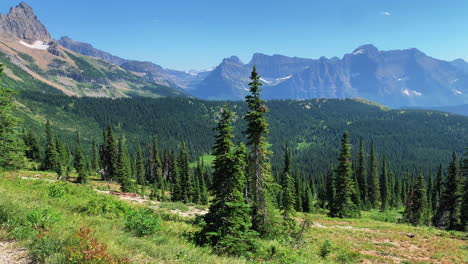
[0,2,467,264]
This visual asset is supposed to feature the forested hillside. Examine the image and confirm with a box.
[16,91,468,180]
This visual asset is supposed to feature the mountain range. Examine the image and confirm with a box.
[1,2,467,109]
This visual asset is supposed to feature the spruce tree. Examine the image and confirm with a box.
[74,132,87,184]
[433,153,462,230]
[325,169,335,210]
[280,145,295,219]
[461,148,468,230]
[0,63,25,169]
[100,125,118,180]
[43,120,59,171]
[196,105,257,255]
[329,133,360,218]
[91,139,99,173]
[178,142,191,203]
[356,137,368,207]
[368,142,380,209]
[116,136,134,192]
[404,171,429,226]
[24,130,41,162]
[150,136,163,188]
[136,145,146,186]
[380,157,389,211]
[244,66,276,235]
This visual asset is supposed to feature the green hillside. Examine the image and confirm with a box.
[14,91,468,179]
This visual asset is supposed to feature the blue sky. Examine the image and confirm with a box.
[0,0,466,70]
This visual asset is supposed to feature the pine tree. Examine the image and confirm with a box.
[329,133,360,218]
[42,120,58,171]
[91,139,99,173]
[244,66,275,235]
[150,136,163,187]
[23,130,41,162]
[171,153,182,201]
[461,147,468,230]
[196,106,257,255]
[368,142,380,209]
[356,137,368,207]
[380,157,390,211]
[74,132,87,184]
[404,171,429,225]
[294,173,303,212]
[178,142,192,203]
[0,63,25,169]
[280,145,295,219]
[135,145,146,186]
[325,169,335,210]
[116,136,134,192]
[100,125,118,181]
[433,153,462,230]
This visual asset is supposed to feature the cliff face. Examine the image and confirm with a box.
[0,2,51,42]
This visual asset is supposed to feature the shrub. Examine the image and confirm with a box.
[26,208,61,231]
[320,240,332,258]
[125,208,161,237]
[48,183,66,198]
[80,196,129,218]
[67,226,129,264]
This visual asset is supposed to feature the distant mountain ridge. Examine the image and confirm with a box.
[190,45,468,107]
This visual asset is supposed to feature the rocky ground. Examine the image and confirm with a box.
[0,241,31,264]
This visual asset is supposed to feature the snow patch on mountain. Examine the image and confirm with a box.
[353,49,365,55]
[19,40,49,50]
[454,90,463,95]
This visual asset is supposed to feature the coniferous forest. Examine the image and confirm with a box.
[1,63,468,263]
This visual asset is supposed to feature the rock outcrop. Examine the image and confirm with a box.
[0,2,51,41]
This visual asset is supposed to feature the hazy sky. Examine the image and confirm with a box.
[1,0,466,70]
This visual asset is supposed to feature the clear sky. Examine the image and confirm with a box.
[0,0,466,71]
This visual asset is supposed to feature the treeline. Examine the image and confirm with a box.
[18,87,468,182]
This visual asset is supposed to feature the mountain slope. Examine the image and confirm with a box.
[16,91,468,179]
[0,2,186,98]
[191,45,468,107]
[58,36,208,90]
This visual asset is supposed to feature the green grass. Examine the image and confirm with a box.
[0,172,466,263]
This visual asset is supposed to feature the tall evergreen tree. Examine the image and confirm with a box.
[380,157,390,211]
[42,120,58,171]
[433,153,462,230]
[196,105,257,255]
[150,136,163,187]
[280,145,295,219]
[116,136,134,192]
[100,125,118,181]
[74,132,87,184]
[324,169,335,210]
[461,147,468,230]
[135,145,146,186]
[404,171,430,225]
[23,130,41,162]
[178,142,191,203]
[91,139,99,173]
[368,142,380,209]
[356,137,368,207]
[244,66,275,235]
[0,63,25,169]
[329,133,360,218]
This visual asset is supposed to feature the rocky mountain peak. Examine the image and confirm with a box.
[0,2,51,41]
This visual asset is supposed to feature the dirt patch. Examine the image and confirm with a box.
[0,241,31,264]
[95,190,209,218]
